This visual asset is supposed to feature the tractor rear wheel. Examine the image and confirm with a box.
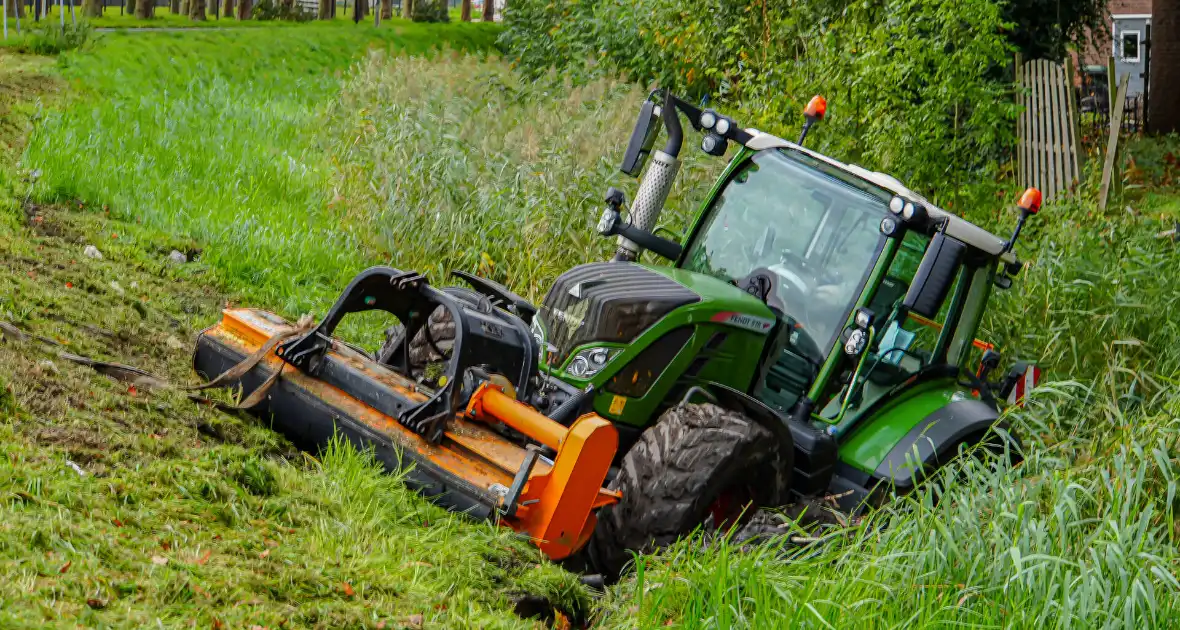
[588,402,792,578]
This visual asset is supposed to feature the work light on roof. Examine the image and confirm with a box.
[889,196,905,215]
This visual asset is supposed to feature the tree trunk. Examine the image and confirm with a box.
[126,0,137,16]
[179,0,187,15]
[378,0,389,19]
[170,0,178,14]
[81,0,101,16]
[317,0,329,19]
[1149,0,1180,134]
[188,0,204,20]
[219,0,229,17]
[7,0,22,17]
[480,0,491,22]
[399,0,408,19]
[135,0,152,18]
[235,0,247,18]
[460,0,469,20]
[354,0,365,19]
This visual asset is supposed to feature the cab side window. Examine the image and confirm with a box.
[819,231,966,418]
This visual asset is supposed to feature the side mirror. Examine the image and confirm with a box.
[620,100,661,178]
[902,231,965,319]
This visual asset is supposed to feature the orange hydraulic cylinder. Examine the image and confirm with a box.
[467,385,568,451]
[466,383,620,559]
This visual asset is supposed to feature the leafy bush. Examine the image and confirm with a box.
[501,0,1018,208]
[10,22,92,55]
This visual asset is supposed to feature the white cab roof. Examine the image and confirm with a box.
[745,130,1018,264]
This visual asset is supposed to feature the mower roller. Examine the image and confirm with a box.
[194,90,1041,576]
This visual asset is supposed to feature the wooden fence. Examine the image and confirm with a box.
[1016,57,1083,202]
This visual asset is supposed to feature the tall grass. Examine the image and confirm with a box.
[24,25,499,315]
[328,51,723,300]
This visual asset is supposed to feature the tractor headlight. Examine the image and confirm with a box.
[566,347,619,378]
[901,201,928,224]
[844,329,867,356]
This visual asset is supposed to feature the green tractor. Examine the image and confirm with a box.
[195,90,1040,577]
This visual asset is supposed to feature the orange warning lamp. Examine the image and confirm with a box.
[804,95,827,120]
[798,95,827,145]
[1018,187,1042,214]
[1002,187,1041,254]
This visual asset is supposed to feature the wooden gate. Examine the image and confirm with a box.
[1016,58,1083,202]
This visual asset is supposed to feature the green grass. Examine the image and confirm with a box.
[2,23,589,629]
[25,23,500,318]
[9,17,1180,629]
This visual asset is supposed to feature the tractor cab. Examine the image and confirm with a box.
[667,138,1027,427]
[591,90,1039,501]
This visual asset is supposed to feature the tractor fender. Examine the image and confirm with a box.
[683,383,795,449]
[872,399,1012,491]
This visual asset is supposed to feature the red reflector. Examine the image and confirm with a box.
[1007,364,1041,407]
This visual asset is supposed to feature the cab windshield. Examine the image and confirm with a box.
[682,149,890,361]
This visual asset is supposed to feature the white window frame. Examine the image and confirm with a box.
[1118,30,1142,63]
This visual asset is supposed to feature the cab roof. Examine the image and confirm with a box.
[744,131,1019,265]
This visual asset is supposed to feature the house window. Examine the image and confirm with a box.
[1121,31,1141,62]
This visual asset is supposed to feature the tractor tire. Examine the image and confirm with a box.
[375,306,455,369]
[588,402,792,578]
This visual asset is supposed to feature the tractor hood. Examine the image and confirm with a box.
[537,262,774,367]
[539,262,700,364]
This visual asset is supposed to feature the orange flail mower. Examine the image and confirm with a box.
[193,269,620,560]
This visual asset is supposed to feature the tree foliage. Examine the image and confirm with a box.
[501,0,1020,204]
[411,0,448,22]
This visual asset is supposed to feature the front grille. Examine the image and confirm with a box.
[540,262,699,363]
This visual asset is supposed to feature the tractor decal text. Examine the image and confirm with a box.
[710,311,774,334]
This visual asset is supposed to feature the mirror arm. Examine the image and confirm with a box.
[611,222,683,261]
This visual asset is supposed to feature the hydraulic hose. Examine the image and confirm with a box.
[660,91,684,158]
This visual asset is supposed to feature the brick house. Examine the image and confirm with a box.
[1078,0,1153,98]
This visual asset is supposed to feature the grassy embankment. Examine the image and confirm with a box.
[0,27,592,630]
[8,17,1180,629]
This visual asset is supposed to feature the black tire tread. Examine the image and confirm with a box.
[589,402,790,577]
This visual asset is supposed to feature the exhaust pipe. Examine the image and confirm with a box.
[616,93,684,262]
